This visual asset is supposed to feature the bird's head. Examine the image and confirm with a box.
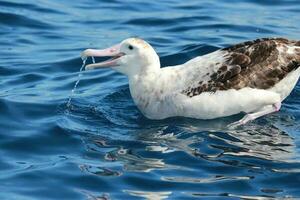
[81,38,160,76]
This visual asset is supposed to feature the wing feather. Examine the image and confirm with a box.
[180,38,300,97]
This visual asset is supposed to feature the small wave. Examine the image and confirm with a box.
[0,11,54,29]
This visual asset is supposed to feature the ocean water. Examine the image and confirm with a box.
[1,0,300,199]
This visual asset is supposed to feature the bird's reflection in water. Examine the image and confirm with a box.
[137,118,295,163]
[84,116,296,173]
[81,115,297,199]
[215,124,295,162]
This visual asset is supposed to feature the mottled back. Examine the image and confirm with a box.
[182,38,300,97]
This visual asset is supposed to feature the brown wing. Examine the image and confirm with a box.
[183,38,300,97]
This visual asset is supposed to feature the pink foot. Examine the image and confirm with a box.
[228,102,282,129]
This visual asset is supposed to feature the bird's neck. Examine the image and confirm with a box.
[127,69,162,118]
[128,65,161,97]
[128,61,160,79]
[129,67,160,88]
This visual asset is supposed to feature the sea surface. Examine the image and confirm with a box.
[1,0,300,199]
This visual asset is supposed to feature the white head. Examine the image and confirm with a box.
[81,38,160,77]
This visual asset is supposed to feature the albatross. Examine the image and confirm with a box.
[81,38,300,126]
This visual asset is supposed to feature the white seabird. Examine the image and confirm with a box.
[81,38,300,126]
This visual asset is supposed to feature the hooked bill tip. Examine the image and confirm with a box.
[80,50,89,61]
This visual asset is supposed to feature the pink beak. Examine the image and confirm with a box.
[81,44,124,70]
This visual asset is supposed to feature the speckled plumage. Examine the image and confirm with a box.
[181,38,300,97]
[82,37,300,124]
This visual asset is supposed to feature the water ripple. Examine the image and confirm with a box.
[0,11,54,29]
[1,0,300,199]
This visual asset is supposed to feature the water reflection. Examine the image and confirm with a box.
[61,94,299,199]
[77,114,297,176]
[80,190,110,200]
[105,147,168,172]
[188,192,284,199]
[123,190,172,200]
[161,175,253,183]
[221,124,295,161]
[138,119,295,163]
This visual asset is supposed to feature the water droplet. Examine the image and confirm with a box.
[66,58,87,109]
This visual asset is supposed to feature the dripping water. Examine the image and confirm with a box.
[66,57,87,109]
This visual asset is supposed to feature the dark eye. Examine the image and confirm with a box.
[128,45,134,50]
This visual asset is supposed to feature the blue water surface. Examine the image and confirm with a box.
[1,0,300,199]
